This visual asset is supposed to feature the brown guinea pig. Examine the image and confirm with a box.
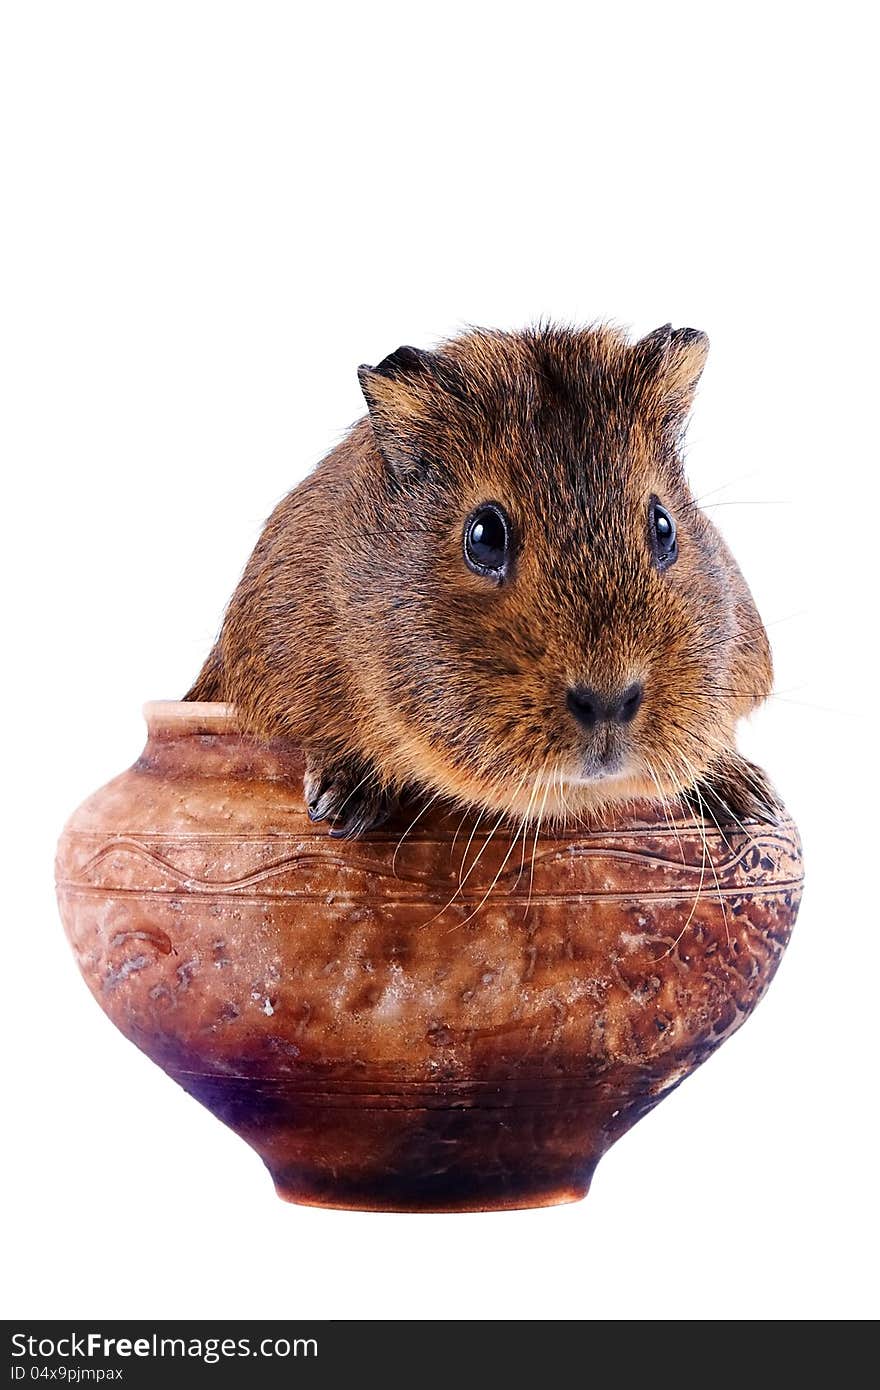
[186,323,777,836]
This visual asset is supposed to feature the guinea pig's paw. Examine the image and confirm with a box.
[304,755,397,838]
[686,751,782,830]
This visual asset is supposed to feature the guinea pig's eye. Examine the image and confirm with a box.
[464,502,511,579]
[649,496,678,569]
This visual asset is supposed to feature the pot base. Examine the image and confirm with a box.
[171,1067,645,1214]
[271,1179,589,1214]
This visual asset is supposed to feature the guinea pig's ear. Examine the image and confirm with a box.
[357,346,439,482]
[635,324,710,432]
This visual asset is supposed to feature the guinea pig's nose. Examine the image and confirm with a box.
[566,682,644,729]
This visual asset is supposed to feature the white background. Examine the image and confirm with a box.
[2,2,877,1321]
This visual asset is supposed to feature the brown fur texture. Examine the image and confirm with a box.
[187,323,776,835]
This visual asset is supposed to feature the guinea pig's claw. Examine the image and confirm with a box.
[304,756,397,837]
[306,791,334,823]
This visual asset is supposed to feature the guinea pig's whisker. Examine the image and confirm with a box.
[695,806,734,942]
[668,727,765,818]
[424,766,533,929]
[457,810,487,887]
[697,499,791,510]
[439,770,539,932]
[706,683,845,716]
[449,805,474,861]
[513,809,531,890]
[682,609,802,670]
[421,812,498,930]
[677,752,731,947]
[657,770,710,962]
[511,767,544,889]
[687,471,762,508]
[658,719,705,768]
[507,768,543,892]
[644,757,687,866]
[699,786,751,848]
[658,753,695,846]
[685,614,776,656]
[561,767,583,828]
[524,774,553,923]
[391,793,441,878]
[444,810,534,935]
[557,771,581,830]
[544,767,558,828]
[764,611,807,630]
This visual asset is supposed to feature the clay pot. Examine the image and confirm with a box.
[56,701,803,1212]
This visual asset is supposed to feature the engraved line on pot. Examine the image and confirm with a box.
[164,1072,699,1090]
[61,819,793,845]
[167,1098,661,1114]
[164,1063,775,1097]
[59,858,799,900]
[56,879,804,906]
[63,833,799,893]
[167,1077,699,1100]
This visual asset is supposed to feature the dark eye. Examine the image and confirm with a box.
[649,496,678,569]
[464,502,511,579]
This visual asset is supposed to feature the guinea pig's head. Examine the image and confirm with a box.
[354,324,772,822]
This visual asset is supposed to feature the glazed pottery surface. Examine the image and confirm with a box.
[56,702,803,1212]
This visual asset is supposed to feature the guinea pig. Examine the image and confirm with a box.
[186,323,778,837]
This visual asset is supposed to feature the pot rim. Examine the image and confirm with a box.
[143,700,240,734]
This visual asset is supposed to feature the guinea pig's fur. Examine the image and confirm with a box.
[187,323,777,836]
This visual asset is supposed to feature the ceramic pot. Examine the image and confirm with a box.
[56,702,803,1212]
